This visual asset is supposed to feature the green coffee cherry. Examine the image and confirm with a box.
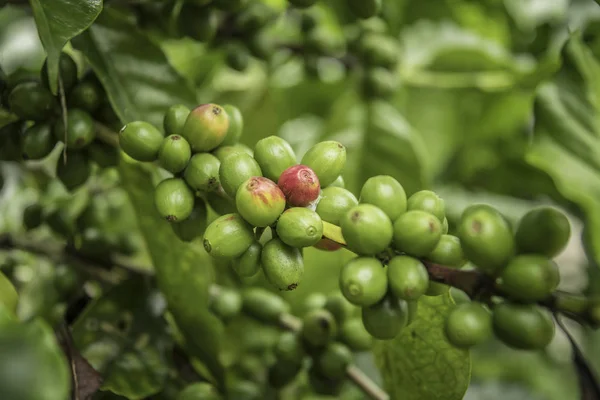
[221,104,244,146]
[177,382,221,400]
[232,241,262,277]
[158,135,191,174]
[210,287,242,320]
[119,121,164,161]
[426,282,449,297]
[9,81,55,121]
[47,190,90,237]
[324,292,355,325]
[275,331,305,363]
[492,302,555,350]
[182,103,229,152]
[22,123,55,160]
[361,295,408,340]
[253,136,297,182]
[178,5,219,42]
[444,302,491,348]
[219,152,262,197]
[302,309,337,347]
[328,175,345,188]
[163,104,190,136]
[289,0,318,8]
[340,204,393,255]
[226,43,251,72]
[23,203,44,231]
[215,0,249,11]
[340,318,373,351]
[387,256,429,301]
[316,187,358,225]
[407,190,445,222]
[392,210,442,256]
[56,152,92,190]
[363,67,398,99]
[226,380,261,400]
[348,0,381,18]
[268,359,302,389]
[203,213,254,258]
[236,177,286,227]
[299,292,327,316]
[359,175,407,221]
[171,199,208,242]
[497,255,559,302]
[308,366,344,396]
[261,238,304,291]
[276,208,323,248]
[87,141,119,168]
[241,287,290,323]
[515,207,570,258]
[426,234,465,267]
[339,257,387,306]
[154,178,195,222]
[458,204,515,274]
[53,109,95,150]
[213,144,253,161]
[184,153,221,192]
[68,80,103,113]
[41,53,78,93]
[358,34,398,69]
[449,288,471,305]
[317,342,352,379]
[301,141,346,187]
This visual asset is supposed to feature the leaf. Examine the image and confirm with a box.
[373,293,471,400]
[29,0,102,94]
[72,8,197,128]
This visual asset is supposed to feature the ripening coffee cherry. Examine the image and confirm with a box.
[119,121,164,161]
[232,241,262,277]
[359,175,407,221]
[515,207,570,258]
[302,309,337,346]
[392,210,442,256]
[154,178,194,222]
[407,190,445,222]
[184,153,221,192]
[348,0,381,18]
[171,199,208,242]
[339,257,387,306]
[56,152,92,190]
[324,292,355,325]
[41,53,78,93]
[289,0,318,8]
[182,103,229,152]
[340,204,393,255]
[261,238,304,291]
[276,208,323,248]
[53,109,95,150]
[158,135,191,174]
[387,256,429,301]
[426,234,465,267]
[241,287,290,323]
[219,152,262,197]
[317,342,352,379]
[340,318,373,351]
[361,295,408,340]
[177,382,221,400]
[236,177,286,227]
[268,359,302,389]
[213,143,253,161]
[458,205,515,274]
[301,141,346,187]
[210,287,242,320]
[444,302,491,348]
[203,213,254,258]
[278,165,320,207]
[275,331,305,362]
[253,136,297,182]
[221,104,244,146]
[22,123,55,160]
[9,81,55,121]
[497,255,559,302]
[316,187,358,225]
[87,141,119,168]
[163,104,190,136]
[23,203,43,231]
[492,302,555,350]
[69,80,103,113]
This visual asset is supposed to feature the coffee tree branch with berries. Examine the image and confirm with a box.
[1,0,600,400]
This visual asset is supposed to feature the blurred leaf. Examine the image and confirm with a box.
[373,293,471,400]
[464,381,546,400]
[504,0,569,30]
[17,261,62,323]
[29,0,102,94]
[0,8,46,73]
[72,8,197,128]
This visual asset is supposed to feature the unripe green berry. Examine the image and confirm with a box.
[361,295,408,340]
[178,5,219,42]
[317,342,352,379]
[299,292,327,316]
[182,103,229,152]
[213,143,253,162]
[177,382,221,400]
[289,0,318,8]
[359,175,407,221]
[261,238,304,291]
[308,366,344,396]
[339,257,387,306]
[387,256,429,301]
[392,210,442,256]
[219,153,262,197]
[210,287,242,320]
[158,135,191,174]
[203,213,254,259]
[301,140,346,187]
[492,302,555,350]
[275,331,305,362]
[236,177,286,227]
[232,241,262,277]
[221,104,244,146]
[340,318,373,351]
[226,43,251,72]
[253,136,297,182]
[171,199,208,242]
[22,123,56,160]
[407,190,445,222]
[9,81,55,121]
[328,175,345,188]
[444,302,491,348]
[302,309,337,347]
[53,109,95,150]
[41,53,78,93]
[68,80,103,113]
[276,208,323,248]
[515,207,570,258]
[316,187,358,225]
[268,359,302,389]
[363,67,398,99]
[497,255,559,302]
[324,292,355,325]
[56,152,92,190]
[164,104,190,136]
[184,153,221,192]
[154,178,195,222]
[23,203,44,230]
[348,0,381,19]
[340,204,393,255]
[87,141,119,168]
[358,34,398,69]
[119,121,164,161]
[242,287,290,323]
[426,234,465,267]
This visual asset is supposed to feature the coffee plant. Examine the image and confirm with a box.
[1,0,600,399]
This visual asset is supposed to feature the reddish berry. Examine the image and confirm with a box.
[236,177,286,227]
[278,165,320,207]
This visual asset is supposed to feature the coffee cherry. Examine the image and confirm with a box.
[22,123,56,160]
[339,257,387,306]
[219,153,262,197]
[154,178,195,222]
[358,34,398,69]
[232,241,262,277]
[407,190,445,222]
[203,213,254,258]
[492,302,555,350]
[241,287,290,323]
[316,187,358,225]
[182,104,229,152]
[226,380,261,400]
[289,0,318,8]
[261,238,304,291]
[426,282,449,297]
[236,177,286,227]
[515,207,570,258]
[359,175,407,221]
[87,141,119,168]
[497,255,559,302]
[392,210,442,256]
[340,318,373,351]
[268,359,302,389]
[41,53,78,93]
[184,153,221,192]
[163,104,190,136]
[444,302,491,348]
[215,0,249,11]
[221,104,244,146]
[387,256,429,301]
[308,366,344,396]
[226,43,251,72]
[458,205,515,274]
[119,121,164,161]
[361,295,408,340]
[178,5,219,42]
[171,199,208,242]
[210,287,242,320]
[302,309,337,346]
[324,292,355,325]
[9,81,55,121]
[340,204,393,255]
[317,342,352,379]
[276,208,323,248]
[177,382,221,400]
[278,165,320,207]
[348,0,381,19]
[53,109,95,150]
[158,135,191,174]
[23,203,43,230]
[275,331,305,362]
[328,175,345,188]
[299,292,327,316]
[363,67,398,99]
[213,144,253,161]
[301,141,346,187]
[69,80,103,113]
[426,234,465,267]
[56,152,92,190]
[254,136,297,182]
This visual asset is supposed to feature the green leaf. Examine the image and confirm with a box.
[373,293,471,400]
[29,0,102,94]
[72,277,173,398]
[72,8,197,128]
